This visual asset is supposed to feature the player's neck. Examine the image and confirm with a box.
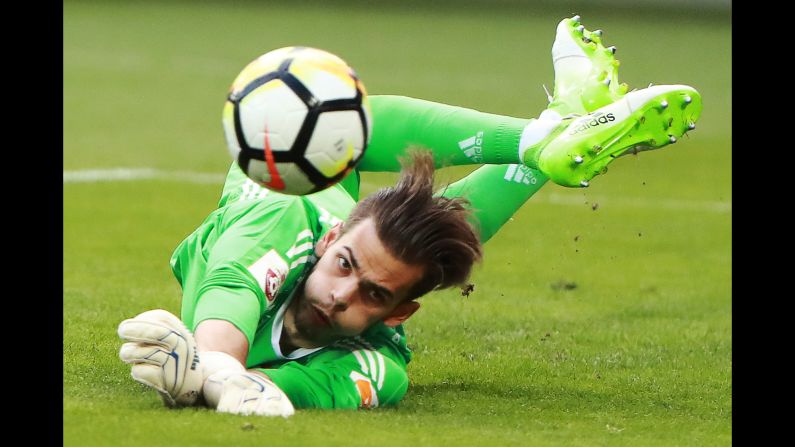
[280,298,315,354]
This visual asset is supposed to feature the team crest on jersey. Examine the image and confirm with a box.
[264,267,285,302]
[247,249,289,303]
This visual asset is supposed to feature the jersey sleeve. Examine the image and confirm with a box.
[190,197,314,347]
[259,341,409,410]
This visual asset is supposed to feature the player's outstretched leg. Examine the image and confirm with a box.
[521,84,702,187]
[547,15,629,116]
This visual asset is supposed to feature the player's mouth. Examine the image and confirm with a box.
[309,304,332,328]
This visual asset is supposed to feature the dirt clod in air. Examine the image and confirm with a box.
[551,280,577,291]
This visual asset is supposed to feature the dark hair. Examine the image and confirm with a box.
[344,149,483,300]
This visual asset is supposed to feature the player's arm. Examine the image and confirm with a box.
[186,198,311,355]
[203,343,409,415]
[189,198,318,392]
[358,95,530,171]
[119,198,313,406]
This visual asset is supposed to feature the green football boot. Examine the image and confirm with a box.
[522,84,702,187]
[547,15,628,116]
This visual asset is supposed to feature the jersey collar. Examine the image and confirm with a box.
[270,287,325,360]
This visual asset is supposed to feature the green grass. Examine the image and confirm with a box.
[64,1,731,445]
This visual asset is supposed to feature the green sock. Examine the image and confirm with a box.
[359,95,529,171]
[440,164,548,243]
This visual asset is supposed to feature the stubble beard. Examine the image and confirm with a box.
[285,277,335,349]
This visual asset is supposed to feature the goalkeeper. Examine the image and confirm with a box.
[118,17,701,416]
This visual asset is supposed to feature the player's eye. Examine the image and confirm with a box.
[337,255,351,271]
[368,289,385,302]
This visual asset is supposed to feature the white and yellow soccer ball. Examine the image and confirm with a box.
[222,47,372,195]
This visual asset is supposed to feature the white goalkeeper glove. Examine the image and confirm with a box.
[117,309,203,407]
[203,370,295,418]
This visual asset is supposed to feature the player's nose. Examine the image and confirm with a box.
[330,278,356,311]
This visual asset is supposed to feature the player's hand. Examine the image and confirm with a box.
[117,309,203,407]
[204,370,295,417]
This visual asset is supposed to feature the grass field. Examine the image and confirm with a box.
[64,1,731,445]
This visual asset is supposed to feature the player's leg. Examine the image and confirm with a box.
[359,94,559,243]
[441,90,691,240]
[440,164,548,244]
[360,87,700,190]
[359,95,529,172]
[360,16,701,189]
[358,96,560,243]
[436,16,623,244]
[357,15,625,174]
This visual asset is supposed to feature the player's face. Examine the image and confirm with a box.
[294,218,424,346]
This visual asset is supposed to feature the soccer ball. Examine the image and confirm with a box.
[222,47,372,195]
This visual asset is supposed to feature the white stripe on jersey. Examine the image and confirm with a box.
[337,339,386,389]
[295,230,313,242]
[375,351,386,390]
[286,242,314,258]
[240,179,270,201]
[289,255,311,270]
[362,350,378,383]
[351,351,369,374]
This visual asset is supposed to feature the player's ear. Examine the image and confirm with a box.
[383,301,420,327]
[315,222,344,257]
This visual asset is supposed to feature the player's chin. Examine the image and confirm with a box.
[295,310,338,343]
[299,320,360,346]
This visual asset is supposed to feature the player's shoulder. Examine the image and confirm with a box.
[223,190,311,227]
[210,193,322,269]
[219,161,354,224]
[326,331,410,408]
[325,324,411,366]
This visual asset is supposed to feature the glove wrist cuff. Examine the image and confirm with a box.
[201,351,245,380]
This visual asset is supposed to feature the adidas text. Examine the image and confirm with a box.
[569,113,616,136]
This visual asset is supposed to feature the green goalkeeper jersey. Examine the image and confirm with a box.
[170,162,411,410]
[168,94,540,410]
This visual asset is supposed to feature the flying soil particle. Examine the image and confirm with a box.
[551,280,577,291]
